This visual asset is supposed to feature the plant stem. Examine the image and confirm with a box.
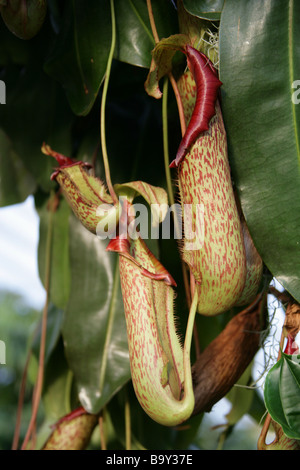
[21,192,55,450]
[99,412,107,450]
[258,413,272,447]
[146,0,186,136]
[162,76,190,298]
[162,78,175,207]
[149,0,199,358]
[162,73,200,357]
[124,386,131,450]
[146,0,159,43]
[168,73,186,137]
[101,0,118,205]
[11,350,32,450]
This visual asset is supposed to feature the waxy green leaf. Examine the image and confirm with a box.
[219,0,300,303]
[115,0,178,68]
[0,129,35,206]
[44,0,112,116]
[42,339,72,422]
[32,304,64,366]
[62,215,130,414]
[264,353,300,440]
[0,20,31,64]
[37,196,71,310]
[0,62,74,192]
[182,0,224,20]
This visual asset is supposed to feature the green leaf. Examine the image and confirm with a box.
[32,303,64,366]
[182,0,224,20]
[37,195,71,310]
[0,21,31,64]
[0,63,74,192]
[264,353,300,440]
[42,338,73,422]
[62,215,130,414]
[219,0,300,303]
[44,0,112,116]
[280,356,300,435]
[115,0,178,68]
[0,129,36,207]
[115,0,154,68]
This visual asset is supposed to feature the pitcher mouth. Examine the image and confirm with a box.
[41,142,93,180]
[106,235,177,288]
